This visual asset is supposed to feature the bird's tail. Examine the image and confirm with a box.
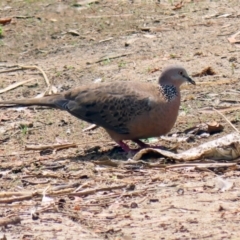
[0,94,65,108]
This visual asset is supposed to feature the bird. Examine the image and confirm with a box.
[0,65,195,152]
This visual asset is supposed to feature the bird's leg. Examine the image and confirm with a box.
[117,141,132,153]
[117,140,162,153]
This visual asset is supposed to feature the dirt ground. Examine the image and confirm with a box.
[1,0,240,239]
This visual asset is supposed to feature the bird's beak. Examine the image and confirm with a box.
[184,75,196,85]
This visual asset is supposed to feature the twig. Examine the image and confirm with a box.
[69,184,127,197]
[228,30,240,44]
[166,162,237,169]
[213,107,239,133]
[0,64,50,87]
[198,105,240,113]
[87,52,133,64]
[50,188,77,196]
[99,37,114,43]
[21,179,50,185]
[0,192,33,198]
[0,67,22,73]
[18,65,50,87]
[0,194,36,203]
[82,124,99,132]
[0,78,36,94]
[25,143,77,151]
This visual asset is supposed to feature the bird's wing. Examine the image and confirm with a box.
[56,82,152,135]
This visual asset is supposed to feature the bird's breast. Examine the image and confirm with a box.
[118,96,181,140]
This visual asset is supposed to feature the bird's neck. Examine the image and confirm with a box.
[159,84,179,102]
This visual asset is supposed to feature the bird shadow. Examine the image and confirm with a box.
[67,146,129,162]
[56,146,172,163]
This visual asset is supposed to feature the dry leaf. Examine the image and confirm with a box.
[207,121,224,134]
[172,1,184,10]
[184,121,224,135]
[67,30,80,36]
[133,133,240,161]
[228,31,240,44]
[0,18,12,25]
[192,67,216,77]
[149,68,160,74]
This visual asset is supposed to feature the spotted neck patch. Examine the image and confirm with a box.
[159,85,178,102]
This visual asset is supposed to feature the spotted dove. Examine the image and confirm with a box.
[0,66,195,152]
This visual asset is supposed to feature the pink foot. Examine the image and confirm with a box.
[117,141,133,153]
[117,140,163,153]
[117,141,141,154]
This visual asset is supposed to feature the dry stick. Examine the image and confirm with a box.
[0,78,36,94]
[99,37,114,43]
[0,194,36,204]
[166,162,237,169]
[21,179,50,185]
[0,64,50,87]
[0,67,23,73]
[52,182,81,191]
[69,184,127,197]
[228,30,240,44]
[18,65,50,87]
[82,124,99,132]
[78,140,115,145]
[88,52,133,64]
[25,143,77,151]
[0,150,34,158]
[50,188,77,196]
[0,192,33,198]
[213,107,239,133]
[198,105,240,114]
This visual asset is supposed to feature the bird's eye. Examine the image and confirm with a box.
[179,71,183,75]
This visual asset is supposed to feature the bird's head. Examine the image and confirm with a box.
[159,65,195,87]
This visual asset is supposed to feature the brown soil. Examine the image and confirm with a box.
[1,0,240,239]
